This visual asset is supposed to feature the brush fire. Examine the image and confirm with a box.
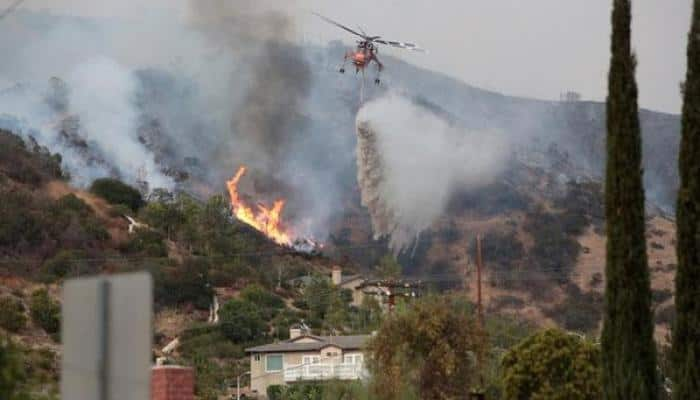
[226,166,292,245]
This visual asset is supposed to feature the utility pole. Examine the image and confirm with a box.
[471,234,486,400]
[475,234,484,328]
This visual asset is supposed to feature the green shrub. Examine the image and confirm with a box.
[502,329,602,400]
[29,290,60,335]
[0,336,27,400]
[0,190,42,247]
[179,328,243,359]
[219,299,266,343]
[0,297,27,333]
[151,260,214,310]
[524,207,582,277]
[89,178,144,211]
[40,250,88,282]
[545,285,603,334]
[267,385,284,400]
[122,230,167,257]
[292,299,308,310]
[240,284,284,309]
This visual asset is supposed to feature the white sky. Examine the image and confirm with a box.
[17,0,692,114]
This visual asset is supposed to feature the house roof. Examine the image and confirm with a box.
[246,335,370,354]
[340,275,364,286]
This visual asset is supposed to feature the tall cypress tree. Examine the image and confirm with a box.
[601,1,659,399]
[673,1,700,398]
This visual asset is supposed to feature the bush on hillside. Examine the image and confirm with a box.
[240,284,285,310]
[89,178,144,211]
[40,250,89,282]
[0,130,64,185]
[152,259,214,310]
[0,297,27,333]
[219,299,266,343]
[502,329,601,400]
[29,289,60,336]
[544,285,602,334]
[122,230,167,257]
[524,206,582,278]
[0,190,42,248]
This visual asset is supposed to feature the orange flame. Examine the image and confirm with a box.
[226,166,291,245]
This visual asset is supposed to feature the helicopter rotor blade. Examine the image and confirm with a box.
[374,39,426,52]
[312,12,368,40]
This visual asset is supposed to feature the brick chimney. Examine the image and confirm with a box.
[331,265,342,286]
[151,366,195,400]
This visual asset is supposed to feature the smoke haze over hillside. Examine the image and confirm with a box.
[356,93,509,252]
[0,2,683,242]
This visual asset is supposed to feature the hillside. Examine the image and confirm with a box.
[0,128,349,398]
[0,11,684,397]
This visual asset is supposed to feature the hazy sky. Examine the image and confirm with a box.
[18,0,692,114]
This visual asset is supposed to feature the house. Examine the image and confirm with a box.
[246,328,370,397]
[331,266,366,307]
[288,266,367,307]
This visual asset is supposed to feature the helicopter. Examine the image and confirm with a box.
[314,12,425,85]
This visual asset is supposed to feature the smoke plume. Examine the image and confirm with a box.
[356,93,509,253]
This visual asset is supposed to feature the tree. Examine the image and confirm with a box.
[304,275,334,322]
[0,337,26,400]
[0,297,26,333]
[152,259,214,310]
[355,296,382,333]
[89,178,144,211]
[240,284,285,310]
[376,255,401,279]
[673,1,700,397]
[29,289,60,335]
[601,1,659,398]
[366,295,478,400]
[501,329,602,400]
[219,299,266,343]
[140,201,185,241]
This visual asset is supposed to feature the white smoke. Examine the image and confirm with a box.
[66,58,172,188]
[356,93,510,253]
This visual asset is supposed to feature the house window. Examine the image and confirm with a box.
[303,355,320,365]
[254,354,261,361]
[344,354,363,364]
[266,355,283,372]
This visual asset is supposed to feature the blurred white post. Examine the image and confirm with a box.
[61,272,152,400]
